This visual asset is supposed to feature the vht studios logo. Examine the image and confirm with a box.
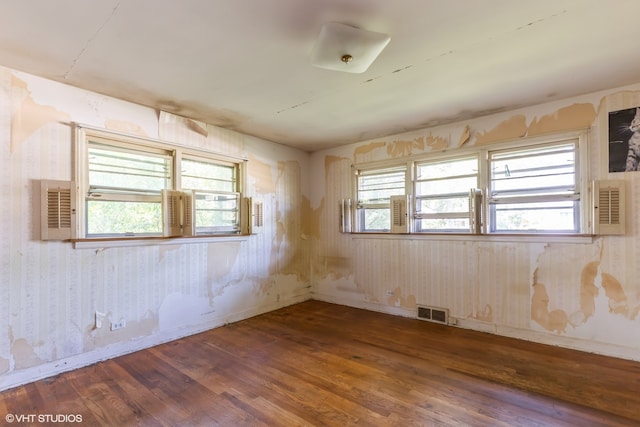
[5,413,83,423]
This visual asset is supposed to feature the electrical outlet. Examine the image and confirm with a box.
[110,320,126,331]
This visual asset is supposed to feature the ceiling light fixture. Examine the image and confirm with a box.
[310,22,390,74]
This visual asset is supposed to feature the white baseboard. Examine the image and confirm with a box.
[0,294,309,392]
[312,293,415,318]
[313,293,640,363]
[6,292,637,392]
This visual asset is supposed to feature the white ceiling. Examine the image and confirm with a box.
[1,0,639,152]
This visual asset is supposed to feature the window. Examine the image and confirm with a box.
[351,131,588,235]
[355,166,406,232]
[86,141,171,236]
[76,125,246,239]
[488,141,579,233]
[180,156,241,235]
[414,155,479,232]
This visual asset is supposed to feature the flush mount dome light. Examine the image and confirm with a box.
[310,22,390,73]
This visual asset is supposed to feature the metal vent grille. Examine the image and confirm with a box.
[417,305,449,325]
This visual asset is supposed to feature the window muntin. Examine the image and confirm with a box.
[488,141,579,233]
[414,156,478,232]
[356,167,406,232]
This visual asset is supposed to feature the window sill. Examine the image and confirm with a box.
[70,234,249,249]
[349,232,595,244]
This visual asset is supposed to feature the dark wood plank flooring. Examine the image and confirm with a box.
[1,300,639,426]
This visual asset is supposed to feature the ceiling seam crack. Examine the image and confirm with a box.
[63,2,122,80]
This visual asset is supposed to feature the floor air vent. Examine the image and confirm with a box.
[417,305,449,325]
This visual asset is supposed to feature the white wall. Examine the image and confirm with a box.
[0,66,312,390]
[309,83,640,361]
[3,63,640,392]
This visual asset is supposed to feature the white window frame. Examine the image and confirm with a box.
[486,136,585,234]
[74,124,247,240]
[354,163,409,233]
[178,153,243,235]
[414,154,481,233]
[351,130,590,236]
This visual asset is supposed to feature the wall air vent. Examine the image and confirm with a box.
[593,180,625,235]
[417,305,449,325]
[41,180,76,241]
[390,195,410,234]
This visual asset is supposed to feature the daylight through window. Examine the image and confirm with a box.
[76,126,246,239]
[352,131,588,235]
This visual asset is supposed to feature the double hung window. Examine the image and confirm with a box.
[76,126,246,239]
[488,142,579,233]
[351,131,588,235]
[414,155,479,232]
[355,167,406,232]
[86,141,171,236]
[180,156,241,235]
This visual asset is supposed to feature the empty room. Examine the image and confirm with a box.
[1,1,640,425]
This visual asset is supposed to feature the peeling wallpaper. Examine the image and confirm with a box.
[310,83,640,361]
[0,67,310,390]
[3,63,640,391]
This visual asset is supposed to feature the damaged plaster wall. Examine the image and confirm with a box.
[310,82,640,361]
[0,66,311,390]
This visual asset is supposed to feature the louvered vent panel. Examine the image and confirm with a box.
[41,180,75,240]
[598,188,620,224]
[392,199,405,226]
[183,194,193,225]
[390,195,409,233]
[161,190,181,236]
[47,190,72,228]
[181,190,195,237]
[593,180,625,235]
[254,202,264,227]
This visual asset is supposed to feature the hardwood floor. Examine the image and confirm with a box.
[1,300,639,426]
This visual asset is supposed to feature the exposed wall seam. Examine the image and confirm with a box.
[63,2,121,80]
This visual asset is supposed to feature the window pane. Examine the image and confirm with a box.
[488,141,580,233]
[182,157,240,234]
[358,169,405,204]
[414,156,478,232]
[417,218,469,231]
[89,145,171,193]
[356,167,405,232]
[490,143,575,197]
[492,200,577,232]
[87,200,162,235]
[194,192,239,233]
[416,157,477,180]
[361,208,390,231]
[182,158,236,192]
[418,196,469,214]
[417,176,478,196]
